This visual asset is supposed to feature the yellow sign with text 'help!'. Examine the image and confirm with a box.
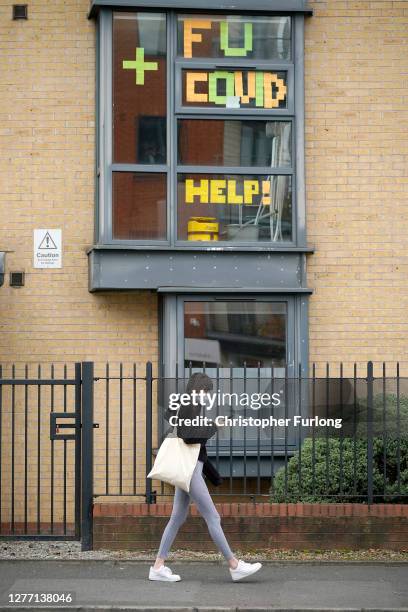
[185,179,272,206]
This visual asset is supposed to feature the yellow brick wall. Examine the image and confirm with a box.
[0,0,159,369]
[305,0,408,376]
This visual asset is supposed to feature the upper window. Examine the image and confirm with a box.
[113,12,167,164]
[107,11,298,245]
[177,15,291,60]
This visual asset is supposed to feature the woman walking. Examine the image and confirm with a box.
[149,372,262,583]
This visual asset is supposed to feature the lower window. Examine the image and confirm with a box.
[184,300,287,369]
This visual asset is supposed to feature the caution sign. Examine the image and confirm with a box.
[33,229,62,269]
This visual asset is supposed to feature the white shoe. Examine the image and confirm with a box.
[149,565,181,582]
[229,559,262,582]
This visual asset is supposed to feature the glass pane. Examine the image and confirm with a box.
[177,174,292,242]
[113,12,166,164]
[182,69,287,110]
[177,15,291,60]
[113,172,166,240]
[184,301,287,369]
[182,301,288,447]
[178,120,291,167]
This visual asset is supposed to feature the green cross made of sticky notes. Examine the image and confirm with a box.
[122,47,158,85]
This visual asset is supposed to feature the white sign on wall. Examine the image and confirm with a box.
[33,229,62,269]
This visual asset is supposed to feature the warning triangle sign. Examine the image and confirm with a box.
[38,231,57,250]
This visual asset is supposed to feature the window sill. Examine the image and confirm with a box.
[88,246,313,292]
[87,243,315,255]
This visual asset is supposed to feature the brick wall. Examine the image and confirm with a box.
[0,0,159,366]
[93,502,408,552]
[305,1,408,375]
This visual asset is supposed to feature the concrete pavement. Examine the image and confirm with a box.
[0,560,407,611]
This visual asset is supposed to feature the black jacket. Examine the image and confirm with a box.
[173,402,223,486]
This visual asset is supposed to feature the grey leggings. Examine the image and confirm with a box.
[157,460,234,561]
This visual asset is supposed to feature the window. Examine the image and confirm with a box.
[112,172,166,240]
[177,174,292,242]
[105,11,300,246]
[184,301,287,369]
[113,12,166,164]
[177,15,291,60]
[176,296,296,451]
[112,12,168,241]
[180,69,289,110]
[178,120,291,167]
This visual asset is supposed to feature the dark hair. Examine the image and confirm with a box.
[185,372,213,394]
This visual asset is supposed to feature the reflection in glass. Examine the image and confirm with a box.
[184,301,287,369]
[112,172,166,240]
[183,301,288,445]
[178,120,291,167]
[113,12,166,164]
[177,174,292,242]
[177,15,291,60]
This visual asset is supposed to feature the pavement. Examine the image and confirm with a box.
[0,560,407,611]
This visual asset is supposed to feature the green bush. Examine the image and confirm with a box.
[270,436,408,503]
[352,392,408,438]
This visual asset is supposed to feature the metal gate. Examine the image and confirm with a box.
[0,362,94,550]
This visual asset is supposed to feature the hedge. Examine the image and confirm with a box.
[270,393,408,503]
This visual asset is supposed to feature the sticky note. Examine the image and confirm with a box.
[220,21,253,57]
[183,19,212,58]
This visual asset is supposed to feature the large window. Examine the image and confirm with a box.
[107,11,299,245]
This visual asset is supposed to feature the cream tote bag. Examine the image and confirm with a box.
[147,430,200,493]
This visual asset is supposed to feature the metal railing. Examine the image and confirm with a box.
[91,360,408,504]
[0,362,95,548]
[1,359,406,539]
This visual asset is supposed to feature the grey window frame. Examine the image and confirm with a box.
[176,294,294,372]
[174,116,295,247]
[96,9,306,249]
[161,292,308,378]
[159,292,308,452]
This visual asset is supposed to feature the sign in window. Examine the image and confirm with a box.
[177,174,292,242]
[177,15,291,60]
[182,69,288,110]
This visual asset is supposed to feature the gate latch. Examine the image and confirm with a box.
[50,412,77,440]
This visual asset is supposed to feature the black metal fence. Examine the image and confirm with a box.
[89,361,408,504]
[0,362,94,549]
[1,359,406,542]
[144,361,408,504]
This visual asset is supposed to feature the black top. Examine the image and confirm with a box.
[175,401,217,462]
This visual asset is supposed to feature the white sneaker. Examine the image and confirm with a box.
[149,565,181,582]
[229,559,262,582]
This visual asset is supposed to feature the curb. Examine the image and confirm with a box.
[1,606,408,612]
[1,558,408,565]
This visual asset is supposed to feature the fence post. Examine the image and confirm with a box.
[74,362,82,541]
[81,361,94,551]
[367,361,374,505]
[145,361,154,504]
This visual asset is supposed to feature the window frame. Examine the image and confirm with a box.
[158,292,303,452]
[96,9,306,249]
